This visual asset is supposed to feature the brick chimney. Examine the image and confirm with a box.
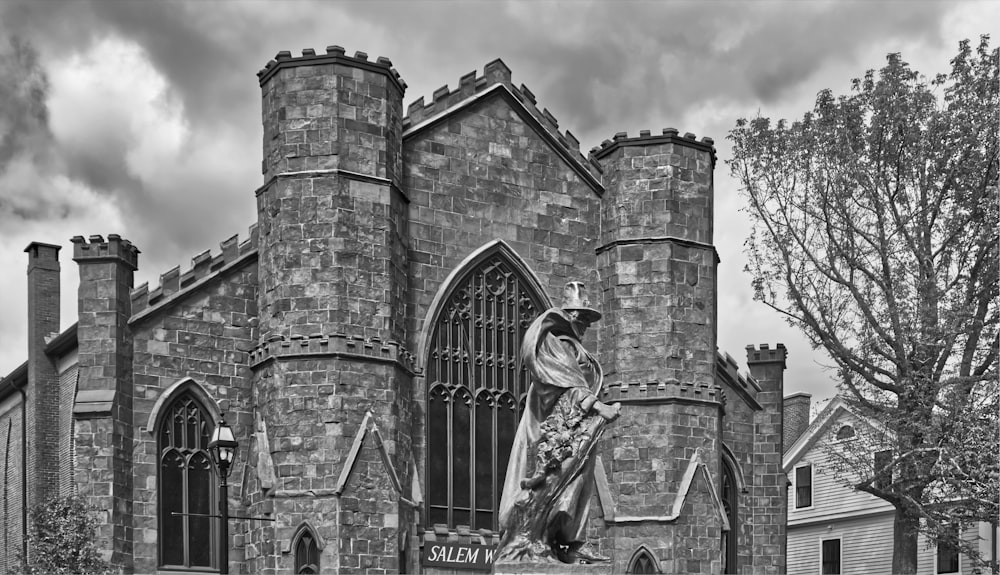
[24,242,62,506]
[783,392,811,451]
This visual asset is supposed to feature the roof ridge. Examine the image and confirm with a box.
[401,60,602,180]
[130,224,258,315]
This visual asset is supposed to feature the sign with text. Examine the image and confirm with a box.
[420,541,497,571]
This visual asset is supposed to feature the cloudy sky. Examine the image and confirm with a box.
[0,0,995,411]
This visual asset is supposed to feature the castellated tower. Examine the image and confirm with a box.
[251,48,412,573]
[592,131,723,574]
[1,43,792,575]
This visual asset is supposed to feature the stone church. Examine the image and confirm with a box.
[0,46,789,574]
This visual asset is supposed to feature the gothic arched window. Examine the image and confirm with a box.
[295,532,320,574]
[628,547,660,574]
[158,392,217,570]
[721,459,739,574]
[425,246,546,530]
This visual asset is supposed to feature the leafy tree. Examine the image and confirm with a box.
[729,36,998,574]
[19,495,112,575]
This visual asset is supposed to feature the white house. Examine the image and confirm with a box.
[783,395,998,575]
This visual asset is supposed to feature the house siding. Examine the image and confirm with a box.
[786,402,994,575]
[788,512,895,574]
[788,414,895,525]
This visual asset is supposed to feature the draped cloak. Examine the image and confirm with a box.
[498,308,602,543]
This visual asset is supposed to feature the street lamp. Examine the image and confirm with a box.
[208,415,238,575]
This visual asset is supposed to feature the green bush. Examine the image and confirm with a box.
[19,495,112,575]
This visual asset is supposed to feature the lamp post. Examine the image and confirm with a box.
[208,414,238,575]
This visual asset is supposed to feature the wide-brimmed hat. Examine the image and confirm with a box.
[562,281,602,322]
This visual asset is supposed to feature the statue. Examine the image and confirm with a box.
[496,281,621,565]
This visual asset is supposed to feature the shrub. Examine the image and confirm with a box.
[19,495,112,575]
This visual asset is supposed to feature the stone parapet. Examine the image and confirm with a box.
[248,332,416,374]
[600,379,724,407]
[70,234,139,270]
[590,128,715,163]
[130,225,258,317]
[257,47,405,93]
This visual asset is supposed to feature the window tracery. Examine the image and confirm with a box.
[425,251,545,530]
[158,391,217,569]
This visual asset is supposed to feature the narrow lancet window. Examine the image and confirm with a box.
[158,391,217,570]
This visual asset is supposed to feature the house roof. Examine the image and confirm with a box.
[782,394,892,473]
[0,321,79,403]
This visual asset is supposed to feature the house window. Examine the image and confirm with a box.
[795,464,813,508]
[874,450,893,492]
[835,425,855,440]
[295,532,321,574]
[158,392,217,570]
[936,538,960,573]
[821,538,841,574]
[425,249,545,530]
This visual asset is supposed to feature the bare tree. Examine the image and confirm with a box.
[729,37,998,574]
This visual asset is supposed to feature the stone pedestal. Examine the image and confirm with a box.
[494,561,613,574]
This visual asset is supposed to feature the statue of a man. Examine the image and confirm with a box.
[496,282,620,565]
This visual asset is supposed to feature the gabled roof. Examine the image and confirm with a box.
[401,60,605,195]
[782,394,892,473]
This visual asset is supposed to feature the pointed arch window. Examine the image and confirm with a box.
[628,547,660,574]
[425,246,546,530]
[158,391,218,570]
[721,458,739,573]
[295,532,320,574]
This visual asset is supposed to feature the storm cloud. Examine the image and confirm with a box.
[0,0,993,407]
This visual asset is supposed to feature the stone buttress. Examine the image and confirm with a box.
[592,131,724,574]
[746,344,787,574]
[71,235,140,571]
[250,48,413,574]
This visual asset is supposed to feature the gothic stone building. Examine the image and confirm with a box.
[0,47,789,574]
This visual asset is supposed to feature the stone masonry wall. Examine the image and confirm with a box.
[720,386,757,570]
[129,255,258,574]
[254,49,411,575]
[401,81,604,549]
[593,133,721,570]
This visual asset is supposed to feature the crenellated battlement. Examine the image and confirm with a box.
[71,234,140,270]
[715,349,761,394]
[589,127,716,163]
[256,45,407,92]
[601,378,725,407]
[248,332,416,374]
[130,224,258,316]
[746,342,787,366]
[400,59,602,179]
